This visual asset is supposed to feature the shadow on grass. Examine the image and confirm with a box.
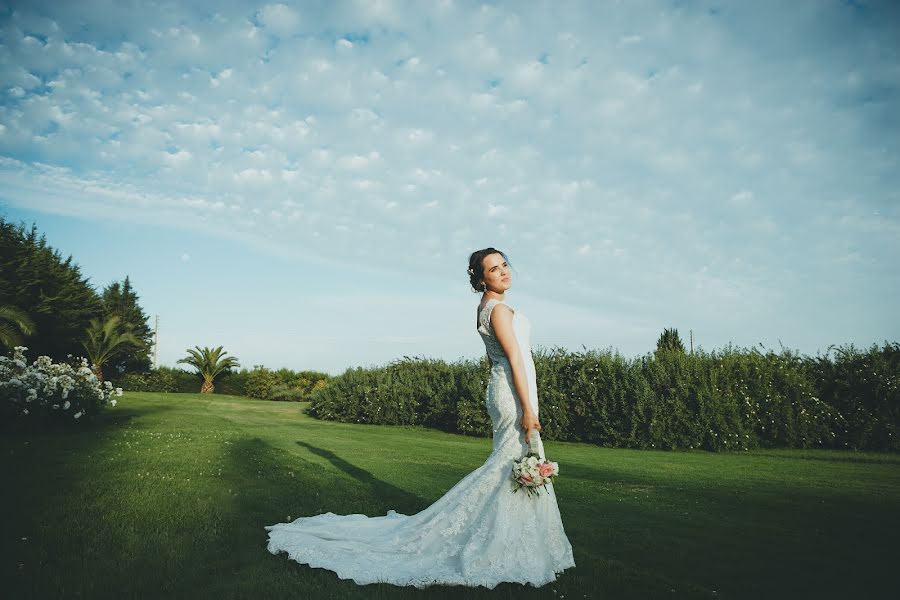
[0,402,176,435]
[219,436,609,600]
[740,449,900,465]
[294,440,429,514]
[0,402,179,597]
[5,403,898,600]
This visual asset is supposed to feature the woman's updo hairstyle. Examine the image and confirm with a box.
[467,247,512,293]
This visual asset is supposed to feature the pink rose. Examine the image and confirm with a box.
[539,463,554,477]
[521,474,532,483]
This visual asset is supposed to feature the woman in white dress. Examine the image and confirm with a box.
[264,247,575,588]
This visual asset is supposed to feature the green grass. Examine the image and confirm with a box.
[2,392,899,599]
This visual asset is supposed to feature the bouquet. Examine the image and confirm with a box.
[511,431,559,497]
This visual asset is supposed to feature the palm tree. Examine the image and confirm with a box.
[81,315,143,381]
[0,304,37,353]
[656,327,686,354]
[176,345,240,394]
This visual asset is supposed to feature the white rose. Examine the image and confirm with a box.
[525,456,539,468]
[551,462,559,476]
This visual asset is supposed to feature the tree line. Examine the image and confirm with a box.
[0,215,152,381]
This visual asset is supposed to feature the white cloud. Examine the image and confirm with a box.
[256,4,301,36]
[487,203,507,217]
[0,0,897,369]
[729,190,754,206]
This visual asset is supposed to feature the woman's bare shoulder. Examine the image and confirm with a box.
[489,302,514,323]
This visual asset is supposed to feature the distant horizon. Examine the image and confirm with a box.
[2,1,898,375]
[2,204,895,377]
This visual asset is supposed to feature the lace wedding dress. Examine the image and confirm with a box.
[264,298,575,588]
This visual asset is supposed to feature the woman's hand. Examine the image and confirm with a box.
[522,411,542,443]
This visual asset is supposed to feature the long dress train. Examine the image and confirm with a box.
[264,298,575,588]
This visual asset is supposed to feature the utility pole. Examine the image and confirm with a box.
[153,315,159,369]
[690,329,693,354]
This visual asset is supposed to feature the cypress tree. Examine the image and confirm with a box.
[0,216,102,361]
[101,275,153,378]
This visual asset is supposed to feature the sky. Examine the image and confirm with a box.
[1,0,898,376]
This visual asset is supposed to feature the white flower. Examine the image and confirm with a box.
[550,462,559,476]
[525,456,539,468]
[22,408,29,415]
[52,404,59,409]
[74,411,83,419]
[110,399,117,407]
[63,401,70,410]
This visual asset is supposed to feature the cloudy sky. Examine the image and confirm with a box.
[1,0,898,375]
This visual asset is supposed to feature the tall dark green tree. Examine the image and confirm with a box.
[101,276,153,378]
[655,327,686,354]
[0,216,102,361]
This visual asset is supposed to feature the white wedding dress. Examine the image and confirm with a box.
[264,298,575,588]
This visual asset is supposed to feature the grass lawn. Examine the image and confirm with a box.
[2,392,898,599]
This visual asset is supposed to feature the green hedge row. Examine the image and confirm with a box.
[308,342,899,452]
[115,366,329,402]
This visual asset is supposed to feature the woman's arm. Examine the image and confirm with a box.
[490,304,541,441]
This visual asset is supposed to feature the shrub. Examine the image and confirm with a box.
[0,346,122,425]
[308,341,898,452]
[116,366,203,393]
[804,342,899,451]
[454,357,492,437]
[116,365,330,401]
[243,366,280,400]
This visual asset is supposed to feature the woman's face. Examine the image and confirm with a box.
[481,253,511,293]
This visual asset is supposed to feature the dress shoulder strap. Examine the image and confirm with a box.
[478,299,514,332]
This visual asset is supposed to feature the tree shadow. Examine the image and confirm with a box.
[229,436,592,598]
[293,440,429,514]
[739,450,900,465]
[0,402,176,435]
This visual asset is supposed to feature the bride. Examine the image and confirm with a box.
[264,247,576,588]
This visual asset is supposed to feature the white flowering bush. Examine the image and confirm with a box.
[0,346,123,423]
